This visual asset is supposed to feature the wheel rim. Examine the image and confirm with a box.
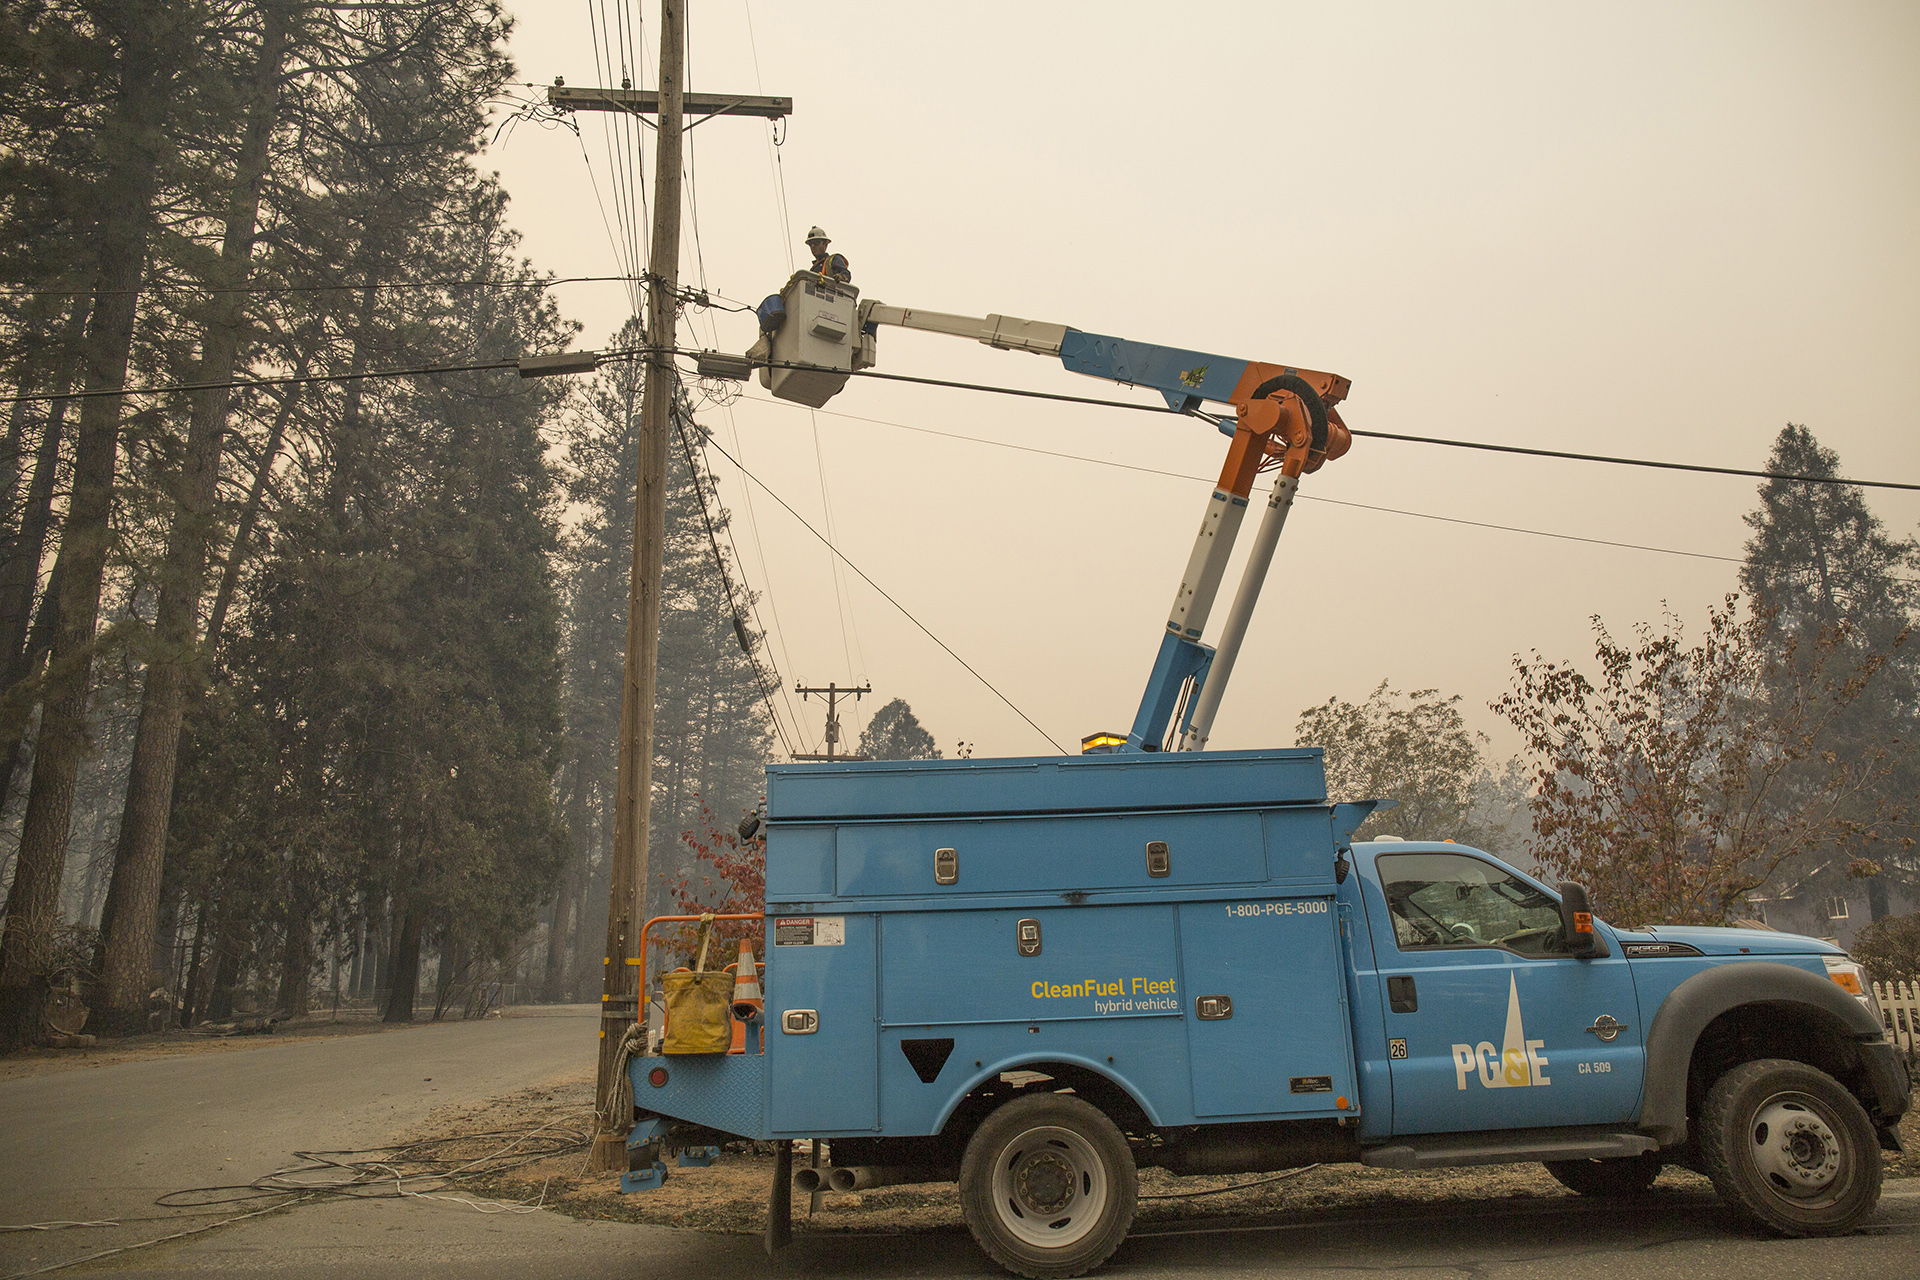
[989,1124,1109,1250]
[1747,1090,1844,1204]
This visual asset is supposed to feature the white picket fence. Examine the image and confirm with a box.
[1872,980,1919,1059]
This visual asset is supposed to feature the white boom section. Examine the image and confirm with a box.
[859,303,1070,357]
[1177,471,1300,752]
[1166,490,1250,643]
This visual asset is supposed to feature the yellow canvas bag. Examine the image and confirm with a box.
[661,915,734,1055]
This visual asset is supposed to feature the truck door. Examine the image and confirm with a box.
[1361,851,1644,1135]
[1178,896,1358,1119]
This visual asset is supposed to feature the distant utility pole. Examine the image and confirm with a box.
[549,2,790,1170]
[792,681,872,761]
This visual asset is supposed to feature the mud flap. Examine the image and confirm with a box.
[765,1140,793,1254]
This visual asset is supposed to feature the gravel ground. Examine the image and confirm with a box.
[428,1070,1920,1236]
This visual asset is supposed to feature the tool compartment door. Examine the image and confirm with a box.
[768,912,878,1135]
[1179,896,1355,1118]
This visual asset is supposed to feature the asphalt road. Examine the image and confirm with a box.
[2,1011,1916,1280]
[0,1006,601,1277]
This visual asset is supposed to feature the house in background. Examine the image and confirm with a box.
[1745,860,1916,954]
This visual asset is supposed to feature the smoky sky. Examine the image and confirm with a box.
[488,1,1920,761]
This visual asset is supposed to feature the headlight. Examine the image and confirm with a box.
[1822,955,1882,1023]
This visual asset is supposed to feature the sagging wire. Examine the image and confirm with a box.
[670,12,807,754]
[487,86,578,148]
[1138,1164,1321,1200]
[152,1121,591,1212]
[669,383,798,758]
[699,432,1068,755]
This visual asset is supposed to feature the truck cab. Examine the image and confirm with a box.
[626,751,1910,1279]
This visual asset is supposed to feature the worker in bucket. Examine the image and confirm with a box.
[805,226,850,283]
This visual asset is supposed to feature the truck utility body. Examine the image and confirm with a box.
[628,750,1910,1277]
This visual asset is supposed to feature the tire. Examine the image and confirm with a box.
[1699,1057,1882,1236]
[958,1092,1137,1279]
[1543,1151,1664,1197]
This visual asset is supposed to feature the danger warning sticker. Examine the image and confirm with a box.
[773,916,845,947]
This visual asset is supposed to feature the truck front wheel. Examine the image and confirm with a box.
[959,1093,1137,1279]
[1700,1058,1882,1235]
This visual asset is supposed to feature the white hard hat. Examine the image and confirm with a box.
[804,226,829,242]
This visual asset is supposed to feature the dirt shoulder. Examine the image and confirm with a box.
[0,1003,596,1081]
[416,1071,1920,1237]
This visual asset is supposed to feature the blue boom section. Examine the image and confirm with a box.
[1058,330,1249,421]
[632,751,1372,1147]
[1054,331,1258,750]
[1128,629,1213,751]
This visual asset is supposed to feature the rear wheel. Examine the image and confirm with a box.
[959,1092,1136,1279]
[1543,1151,1664,1197]
[1699,1058,1881,1235]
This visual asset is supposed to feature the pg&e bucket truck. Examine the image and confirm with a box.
[619,271,1913,1278]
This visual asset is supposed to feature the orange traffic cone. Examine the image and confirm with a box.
[730,938,763,1022]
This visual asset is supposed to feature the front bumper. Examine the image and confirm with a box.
[1860,1037,1912,1129]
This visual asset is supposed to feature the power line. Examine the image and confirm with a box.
[737,394,1749,565]
[0,354,542,405]
[1341,426,1920,493]
[797,362,1917,493]
[698,433,1069,755]
[14,345,1917,496]
[0,274,640,299]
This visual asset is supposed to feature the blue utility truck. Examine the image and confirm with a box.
[627,748,1907,1277]
[630,306,1910,1275]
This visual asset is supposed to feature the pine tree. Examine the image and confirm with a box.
[0,0,198,1051]
[858,698,941,761]
[1741,425,1919,642]
[1739,424,1919,915]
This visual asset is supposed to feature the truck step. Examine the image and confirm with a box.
[1362,1127,1657,1170]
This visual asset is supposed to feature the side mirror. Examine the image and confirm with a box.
[1557,882,1604,958]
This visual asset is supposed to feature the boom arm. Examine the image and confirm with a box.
[779,293,1354,752]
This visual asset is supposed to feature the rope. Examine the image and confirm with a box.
[597,1020,648,1137]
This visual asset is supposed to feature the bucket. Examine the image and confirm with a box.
[661,969,734,1054]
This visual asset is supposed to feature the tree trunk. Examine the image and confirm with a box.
[0,555,64,815]
[432,936,462,1021]
[179,899,209,1027]
[346,908,366,996]
[372,895,392,994]
[275,899,311,1017]
[205,909,252,1023]
[1867,876,1890,923]
[542,769,590,1001]
[94,3,293,1038]
[0,300,90,690]
[383,898,426,1023]
[203,364,307,657]
[0,16,177,1051]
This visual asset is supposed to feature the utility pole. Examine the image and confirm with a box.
[554,3,791,1170]
[791,682,871,761]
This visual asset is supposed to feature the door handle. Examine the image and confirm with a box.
[1386,975,1418,1013]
